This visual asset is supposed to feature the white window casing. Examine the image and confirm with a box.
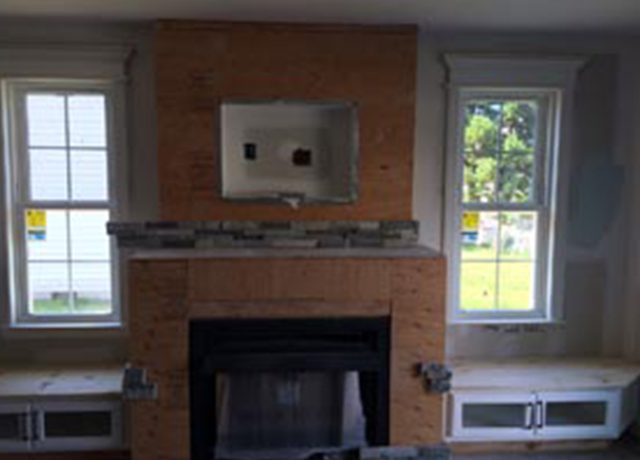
[0,45,129,329]
[444,55,585,324]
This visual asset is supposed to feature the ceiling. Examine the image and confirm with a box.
[1,0,640,33]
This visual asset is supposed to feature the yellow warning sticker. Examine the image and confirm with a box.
[26,209,46,241]
[462,212,480,233]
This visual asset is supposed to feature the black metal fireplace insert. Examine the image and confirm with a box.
[189,317,391,460]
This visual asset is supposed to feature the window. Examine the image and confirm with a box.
[444,56,584,323]
[3,80,119,326]
[451,90,556,321]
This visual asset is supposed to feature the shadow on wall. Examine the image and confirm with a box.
[569,155,624,249]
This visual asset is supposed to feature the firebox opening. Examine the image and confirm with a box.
[215,371,367,459]
[190,317,390,460]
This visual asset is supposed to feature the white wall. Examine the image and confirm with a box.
[621,48,640,361]
[412,31,640,360]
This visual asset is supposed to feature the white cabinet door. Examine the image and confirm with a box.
[32,400,122,452]
[450,391,536,441]
[535,390,621,440]
[0,402,31,452]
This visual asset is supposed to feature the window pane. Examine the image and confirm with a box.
[499,212,537,260]
[498,151,535,203]
[70,149,108,200]
[461,211,498,260]
[498,262,535,311]
[460,262,496,311]
[70,210,110,261]
[29,149,68,200]
[463,101,501,204]
[27,94,65,147]
[463,151,497,203]
[28,262,71,315]
[71,263,112,314]
[465,101,501,152]
[500,101,537,153]
[26,209,68,261]
[69,95,107,148]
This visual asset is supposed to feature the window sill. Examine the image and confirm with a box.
[2,321,124,339]
[10,321,122,330]
[448,317,565,326]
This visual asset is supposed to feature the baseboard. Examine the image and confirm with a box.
[449,440,611,455]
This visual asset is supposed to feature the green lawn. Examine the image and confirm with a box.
[462,243,532,261]
[461,244,534,311]
[32,298,112,315]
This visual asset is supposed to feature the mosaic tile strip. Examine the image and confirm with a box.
[107,221,419,249]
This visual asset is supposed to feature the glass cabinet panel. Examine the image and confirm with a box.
[537,390,619,440]
[0,413,23,441]
[0,404,30,452]
[44,410,112,438]
[35,400,122,451]
[462,402,530,429]
[545,401,607,427]
[451,393,536,441]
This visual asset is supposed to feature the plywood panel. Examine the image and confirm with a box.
[154,21,417,220]
[190,300,390,319]
[129,260,189,371]
[451,359,640,391]
[188,259,392,302]
[128,261,191,460]
[389,259,446,445]
[0,367,122,398]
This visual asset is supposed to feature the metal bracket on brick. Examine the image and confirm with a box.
[416,362,452,394]
[122,365,158,400]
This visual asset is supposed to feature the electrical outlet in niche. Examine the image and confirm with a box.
[241,127,328,179]
[243,143,257,161]
[292,148,312,167]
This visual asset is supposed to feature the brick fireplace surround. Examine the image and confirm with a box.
[128,249,446,460]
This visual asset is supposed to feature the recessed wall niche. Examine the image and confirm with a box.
[220,100,358,206]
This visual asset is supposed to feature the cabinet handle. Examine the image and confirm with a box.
[535,401,544,429]
[524,402,534,429]
[18,413,30,441]
[31,410,43,442]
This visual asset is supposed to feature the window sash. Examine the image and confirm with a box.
[454,208,550,315]
[458,91,551,209]
[4,80,120,326]
[449,89,559,323]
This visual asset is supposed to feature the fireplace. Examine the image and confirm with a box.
[189,317,391,460]
[128,255,445,459]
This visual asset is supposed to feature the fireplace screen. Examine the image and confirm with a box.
[215,371,367,458]
[190,317,390,460]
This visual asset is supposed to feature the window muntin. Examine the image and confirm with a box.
[6,82,117,324]
[451,90,557,320]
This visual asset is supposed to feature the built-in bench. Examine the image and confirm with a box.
[0,367,124,455]
[447,359,640,444]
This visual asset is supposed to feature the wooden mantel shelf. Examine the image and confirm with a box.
[450,358,640,392]
[0,366,123,399]
[128,245,442,260]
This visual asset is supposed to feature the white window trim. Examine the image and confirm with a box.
[0,46,129,330]
[443,55,585,324]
